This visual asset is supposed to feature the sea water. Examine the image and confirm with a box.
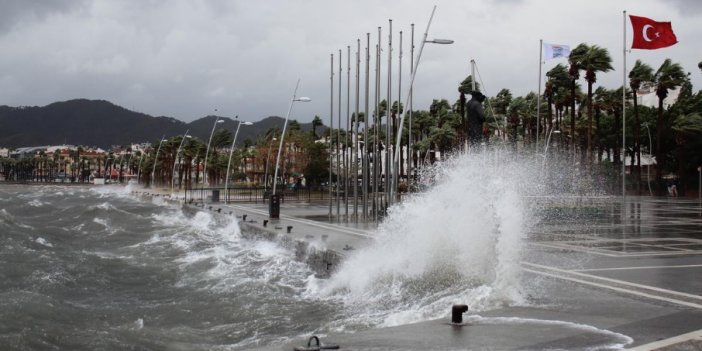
[0,151,631,350]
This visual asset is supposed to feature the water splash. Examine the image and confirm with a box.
[315,150,540,327]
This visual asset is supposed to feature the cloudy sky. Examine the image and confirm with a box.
[1,0,700,123]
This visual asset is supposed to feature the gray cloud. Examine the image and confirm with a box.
[0,0,87,32]
[668,0,702,15]
[0,0,700,123]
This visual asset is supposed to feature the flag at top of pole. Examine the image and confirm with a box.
[629,15,678,50]
[543,43,570,60]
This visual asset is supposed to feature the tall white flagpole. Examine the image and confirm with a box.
[622,10,627,198]
[536,39,543,146]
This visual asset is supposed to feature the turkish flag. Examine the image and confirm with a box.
[630,15,678,50]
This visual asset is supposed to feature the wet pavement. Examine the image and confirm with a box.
[141,190,702,350]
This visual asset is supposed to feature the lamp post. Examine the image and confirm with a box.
[224,118,253,203]
[390,5,452,203]
[171,130,191,194]
[540,127,561,170]
[150,136,166,188]
[203,114,224,187]
[264,137,277,193]
[270,79,311,218]
[136,151,144,184]
[643,123,653,196]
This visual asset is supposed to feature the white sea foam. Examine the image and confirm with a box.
[35,237,54,247]
[312,150,540,327]
[464,314,633,349]
[28,199,47,207]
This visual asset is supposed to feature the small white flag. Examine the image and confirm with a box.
[543,43,571,60]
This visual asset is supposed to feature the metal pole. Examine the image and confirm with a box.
[328,54,334,216]
[354,39,360,220]
[408,23,414,191]
[264,137,276,193]
[337,49,342,219]
[363,33,370,221]
[644,124,653,196]
[393,6,438,193]
[386,19,392,210]
[203,113,221,187]
[171,129,190,193]
[392,30,403,203]
[151,135,166,187]
[273,79,302,196]
[346,44,351,219]
[136,152,144,184]
[622,10,627,198]
[374,28,381,222]
[536,39,543,146]
[225,119,244,204]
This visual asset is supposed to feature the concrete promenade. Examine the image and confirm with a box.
[136,189,702,350]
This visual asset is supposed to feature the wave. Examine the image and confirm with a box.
[310,150,540,328]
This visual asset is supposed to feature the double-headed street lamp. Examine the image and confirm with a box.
[203,115,224,187]
[171,130,192,194]
[224,117,253,203]
[270,79,311,218]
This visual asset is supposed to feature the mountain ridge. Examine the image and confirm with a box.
[0,99,324,148]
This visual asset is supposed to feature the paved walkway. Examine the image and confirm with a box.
[137,189,702,350]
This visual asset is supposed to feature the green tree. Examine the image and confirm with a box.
[628,60,655,192]
[578,44,613,159]
[653,58,686,192]
[311,115,323,139]
[303,142,330,186]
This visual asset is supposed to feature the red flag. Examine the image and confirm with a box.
[630,15,678,50]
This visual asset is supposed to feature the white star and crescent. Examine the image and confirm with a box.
[642,24,657,42]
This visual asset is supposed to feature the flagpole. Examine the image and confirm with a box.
[622,10,627,199]
[536,39,543,147]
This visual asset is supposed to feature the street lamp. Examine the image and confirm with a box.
[270,79,311,218]
[224,118,253,203]
[264,137,277,193]
[136,151,144,184]
[150,136,166,187]
[390,5,452,203]
[425,38,454,44]
[171,130,192,194]
[643,123,653,196]
[541,128,561,171]
[203,115,225,187]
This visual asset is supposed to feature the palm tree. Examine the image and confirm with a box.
[629,60,655,193]
[568,44,588,152]
[568,43,613,162]
[545,64,570,133]
[578,44,613,161]
[653,58,686,192]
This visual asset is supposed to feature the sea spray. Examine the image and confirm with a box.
[314,150,541,327]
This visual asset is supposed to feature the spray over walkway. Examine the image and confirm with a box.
[230,198,702,351]
[137,189,702,350]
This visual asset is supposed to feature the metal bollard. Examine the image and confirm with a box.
[452,304,468,324]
